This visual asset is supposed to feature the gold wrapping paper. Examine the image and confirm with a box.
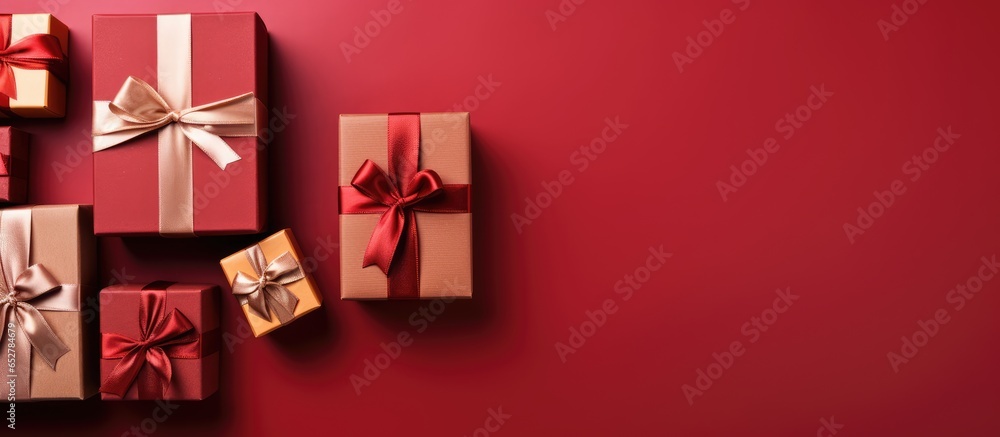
[220,229,323,336]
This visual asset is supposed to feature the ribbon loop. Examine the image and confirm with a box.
[230,245,303,323]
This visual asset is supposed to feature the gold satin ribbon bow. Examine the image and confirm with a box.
[93,76,256,168]
[0,263,70,369]
[92,75,261,235]
[231,245,303,323]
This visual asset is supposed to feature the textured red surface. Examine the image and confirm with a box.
[7,0,1000,435]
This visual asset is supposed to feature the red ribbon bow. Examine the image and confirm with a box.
[99,282,202,399]
[339,114,471,298]
[0,14,66,101]
[352,159,447,273]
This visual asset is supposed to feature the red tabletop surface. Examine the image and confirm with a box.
[6,0,1000,435]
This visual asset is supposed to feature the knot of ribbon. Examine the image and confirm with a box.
[92,76,258,170]
[0,263,69,369]
[231,245,304,323]
[99,284,200,399]
[0,14,66,100]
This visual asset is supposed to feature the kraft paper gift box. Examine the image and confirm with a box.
[0,13,69,118]
[99,282,220,401]
[220,228,323,337]
[339,113,473,299]
[0,127,28,203]
[0,205,97,401]
[91,13,268,236]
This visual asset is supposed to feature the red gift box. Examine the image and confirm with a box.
[0,127,28,203]
[91,13,268,236]
[99,282,220,400]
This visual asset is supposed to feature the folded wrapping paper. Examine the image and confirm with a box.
[91,13,268,236]
[339,113,473,299]
[220,229,323,337]
[0,13,68,118]
[99,282,220,400]
[0,127,28,203]
[0,205,97,401]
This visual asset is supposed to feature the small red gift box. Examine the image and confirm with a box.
[91,13,268,236]
[0,127,28,203]
[99,282,220,400]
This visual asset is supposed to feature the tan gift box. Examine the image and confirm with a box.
[0,14,68,118]
[221,229,323,336]
[0,205,96,401]
[339,113,473,299]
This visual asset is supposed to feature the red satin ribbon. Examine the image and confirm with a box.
[338,114,471,298]
[0,14,67,112]
[99,281,213,399]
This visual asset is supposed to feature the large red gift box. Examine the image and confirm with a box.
[91,13,268,236]
[99,282,220,400]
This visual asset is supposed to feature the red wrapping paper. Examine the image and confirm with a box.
[91,13,268,236]
[99,283,220,400]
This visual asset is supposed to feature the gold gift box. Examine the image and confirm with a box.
[0,14,68,118]
[220,229,323,337]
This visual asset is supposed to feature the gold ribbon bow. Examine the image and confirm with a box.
[92,76,257,167]
[0,263,70,368]
[230,245,303,323]
[91,75,261,235]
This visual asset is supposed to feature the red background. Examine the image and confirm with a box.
[7,0,1000,435]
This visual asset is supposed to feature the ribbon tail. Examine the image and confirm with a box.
[362,205,406,275]
[142,348,173,399]
[14,305,69,369]
[246,289,273,322]
[99,347,146,398]
[0,64,15,99]
[180,124,242,169]
[265,284,299,324]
